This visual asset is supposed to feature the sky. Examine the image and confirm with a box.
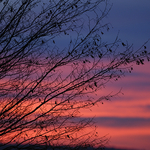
[80,0,150,150]
[0,0,150,150]
[107,0,150,48]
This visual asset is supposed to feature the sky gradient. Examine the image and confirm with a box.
[0,1,150,150]
[81,1,150,150]
[81,62,150,150]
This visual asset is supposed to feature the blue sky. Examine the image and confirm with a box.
[107,0,150,48]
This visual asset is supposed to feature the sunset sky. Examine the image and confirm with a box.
[0,0,150,150]
[80,0,150,150]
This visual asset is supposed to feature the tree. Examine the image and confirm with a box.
[0,0,149,149]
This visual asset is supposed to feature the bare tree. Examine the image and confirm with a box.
[0,0,149,149]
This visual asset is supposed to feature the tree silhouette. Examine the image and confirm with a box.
[0,0,149,149]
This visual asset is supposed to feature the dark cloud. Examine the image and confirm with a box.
[74,116,150,128]
[144,105,150,111]
[93,117,150,128]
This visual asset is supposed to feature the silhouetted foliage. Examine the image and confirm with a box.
[0,0,149,149]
